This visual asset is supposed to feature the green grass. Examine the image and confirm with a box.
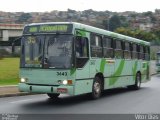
[0,58,19,85]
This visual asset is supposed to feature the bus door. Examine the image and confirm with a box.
[74,32,90,94]
[75,36,89,79]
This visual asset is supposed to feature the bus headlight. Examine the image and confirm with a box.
[20,78,28,83]
[62,80,73,85]
[62,80,68,85]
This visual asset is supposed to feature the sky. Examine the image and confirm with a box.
[0,0,160,13]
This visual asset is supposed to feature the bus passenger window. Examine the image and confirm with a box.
[115,40,123,59]
[90,34,102,57]
[103,37,114,58]
[132,44,137,59]
[124,42,131,59]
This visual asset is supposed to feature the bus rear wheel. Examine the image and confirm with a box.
[128,73,141,90]
[47,93,60,99]
[135,73,141,90]
[91,76,102,99]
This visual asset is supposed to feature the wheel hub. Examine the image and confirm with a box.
[94,82,100,94]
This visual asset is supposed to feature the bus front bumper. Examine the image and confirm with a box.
[18,83,74,95]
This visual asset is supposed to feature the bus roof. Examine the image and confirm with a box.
[25,22,150,46]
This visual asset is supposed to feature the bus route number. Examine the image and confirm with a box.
[57,72,67,76]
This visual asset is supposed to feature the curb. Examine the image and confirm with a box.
[0,85,18,88]
[0,92,34,98]
[0,85,37,98]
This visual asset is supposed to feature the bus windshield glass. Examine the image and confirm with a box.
[21,34,73,69]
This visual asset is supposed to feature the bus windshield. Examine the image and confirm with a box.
[21,34,73,69]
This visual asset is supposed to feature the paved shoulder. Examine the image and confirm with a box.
[0,85,30,97]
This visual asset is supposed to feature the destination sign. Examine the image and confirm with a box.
[23,24,73,34]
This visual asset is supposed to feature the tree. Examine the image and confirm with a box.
[115,27,158,42]
[142,11,153,17]
[108,15,121,31]
[152,29,160,45]
[17,13,32,23]
[119,16,129,28]
[153,29,160,39]
[115,27,135,37]
[103,15,122,31]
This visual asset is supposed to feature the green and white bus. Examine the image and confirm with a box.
[156,51,160,73]
[19,22,150,99]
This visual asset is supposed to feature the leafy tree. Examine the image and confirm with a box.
[152,29,160,44]
[153,29,160,39]
[17,13,32,23]
[142,11,153,16]
[108,15,121,31]
[115,27,134,37]
[103,15,122,31]
[119,16,129,28]
[129,13,137,18]
[115,27,158,42]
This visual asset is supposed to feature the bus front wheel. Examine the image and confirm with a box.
[91,76,102,99]
[47,93,60,99]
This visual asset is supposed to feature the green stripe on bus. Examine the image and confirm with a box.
[76,30,86,37]
[109,60,125,86]
[70,67,76,76]
[100,59,106,73]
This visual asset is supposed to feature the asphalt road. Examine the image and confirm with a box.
[0,75,160,114]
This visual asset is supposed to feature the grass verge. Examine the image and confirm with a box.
[0,58,19,86]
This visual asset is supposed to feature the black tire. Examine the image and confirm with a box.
[128,73,141,90]
[135,73,141,90]
[91,76,102,99]
[47,93,60,99]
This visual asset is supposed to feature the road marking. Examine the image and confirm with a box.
[10,99,33,104]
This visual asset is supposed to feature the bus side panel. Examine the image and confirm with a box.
[140,61,150,83]
[89,58,116,90]
[107,59,132,88]
[130,60,142,85]
[74,61,93,95]
[74,79,93,95]
[103,59,115,89]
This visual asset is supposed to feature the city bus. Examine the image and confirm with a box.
[19,22,150,99]
[156,51,160,73]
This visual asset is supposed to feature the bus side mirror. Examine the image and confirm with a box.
[12,41,15,54]
[12,37,22,54]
